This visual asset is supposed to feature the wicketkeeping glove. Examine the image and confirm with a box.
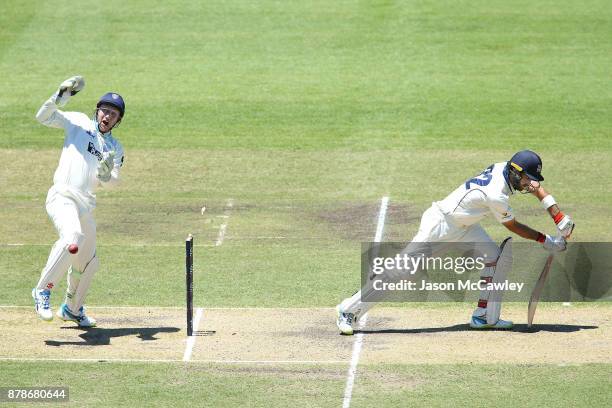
[542,234,567,252]
[53,76,85,107]
[97,150,115,182]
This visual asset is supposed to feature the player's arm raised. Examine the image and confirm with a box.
[35,76,85,128]
[502,218,566,252]
[531,185,574,238]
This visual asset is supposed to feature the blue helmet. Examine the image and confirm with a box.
[508,150,544,182]
[97,92,125,118]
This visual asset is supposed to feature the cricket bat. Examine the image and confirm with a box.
[527,253,555,328]
[527,226,574,328]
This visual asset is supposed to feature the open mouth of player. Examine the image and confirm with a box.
[99,120,111,132]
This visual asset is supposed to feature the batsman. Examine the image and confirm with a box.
[31,76,125,327]
[337,150,574,334]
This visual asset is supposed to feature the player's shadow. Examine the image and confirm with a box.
[514,324,598,333]
[45,326,181,346]
[355,323,598,334]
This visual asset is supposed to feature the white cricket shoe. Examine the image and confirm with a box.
[469,315,513,330]
[57,303,97,327]
[336,305,355,335]
[32,288,53,321]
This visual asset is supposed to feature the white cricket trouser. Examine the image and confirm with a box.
[340,203,500,318]
[36,189,98,311]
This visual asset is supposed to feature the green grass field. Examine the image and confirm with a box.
[1,0,611,406]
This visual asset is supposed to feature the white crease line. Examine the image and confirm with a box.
[2,243,215,248]
[0,305,338,310]
[0,357,347,365]
[342,195,389,408]
[183,307,204,362]
[215,199,234,247]
[374,196,389,243]
[215,224,227,247]
[3,236,349,247]
[225,236,288,240]
[342,314,368,408]
[191,360,346,364]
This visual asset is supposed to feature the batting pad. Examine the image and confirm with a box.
[66,254,99,312]
[487,237,512,324]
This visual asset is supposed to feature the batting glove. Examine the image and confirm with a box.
[97,150,115,182]
[53,76,85,107]
[542,234,567,252]
[554,212,574,238]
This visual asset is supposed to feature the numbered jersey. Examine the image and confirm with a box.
[436,162,514,226]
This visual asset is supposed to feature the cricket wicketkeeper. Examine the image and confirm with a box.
[336,150,574,334]
[32,76,125,327]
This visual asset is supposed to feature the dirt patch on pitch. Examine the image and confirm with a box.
[96,201,216,237]
[359,304,612,364]
[0,307,185,360]
[1,305,610,365]
[314,202,420,241]
[201,364,347,381]
[181,305,612,365]
[186,363,422,391]
[189,308,353,362]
